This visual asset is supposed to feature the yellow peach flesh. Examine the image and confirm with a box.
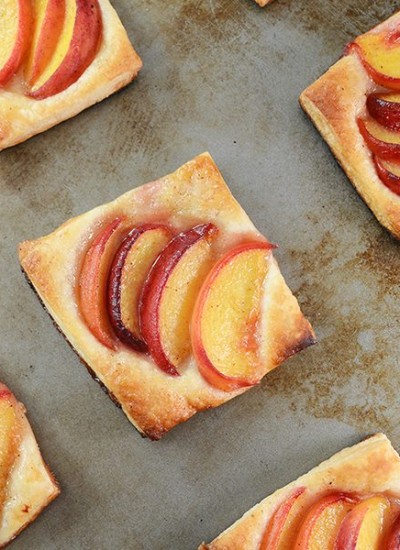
[264,491,307,550]
[31,0,76,91]
[364,118,400,145]
[305,501,352,549]
[120,229,171,341]
[25,0,48,78]
[377,93,400,104]
[0,1,19,70]
[356,33,400,80]
[355,496,389,548]
[379,158,400,176]
[200,248,269,379]
[159,238,215,367]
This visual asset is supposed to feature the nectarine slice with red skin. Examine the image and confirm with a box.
[367,93,400,131]
[333,495,390,550]
[358,118,400,160]
[374,156,400,196]
[0,0,32,86]
[191,241,275,392]
[139,223,218,377]
[157,230,218,373]
[29,0,102,99]
[25,0,66,85]
[260,487,306,550]
[78,217,125,350]
[108,224,172,352]
[351,31,400,90]
[387,514,400,549]
[0,385,20,510]
[294,493,356,550]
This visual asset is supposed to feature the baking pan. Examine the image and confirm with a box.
[0,0,398,548]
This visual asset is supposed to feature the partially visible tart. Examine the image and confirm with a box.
[254,0,275,6]
[19,152,315,440]
[0,0,142,151]
[199,433,400,549]
[0,382,59,548]
[300,10,400,238]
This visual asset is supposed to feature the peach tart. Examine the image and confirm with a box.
[19,152,315,439]
[0,0,142,151]
[200,433,400,549]
[0,382,59,548]
[301,9,400,238]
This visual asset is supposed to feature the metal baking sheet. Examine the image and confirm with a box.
[0,0,398,548]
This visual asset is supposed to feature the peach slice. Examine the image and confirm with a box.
[260,487,306,550]
[387,514,400,549]
[25,0,66,85]
[367,93,400,131]
[352,30,400,90]
[0,0,31,86]
[0,385,20,510]
[358,118,400,160]
[333,495,390,549]
[191,241,275,392]
[78,217,126,350]
[294,493,356,550]
[139,223,218,376]
[374,156,400,196]
[108,224,172,352]
[29,0,102,99]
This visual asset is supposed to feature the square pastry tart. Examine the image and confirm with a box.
[199,433,400,549]
[300,10,400,239]
[0,383,59,548]
[0,0,142,151]
[19,152,315,440]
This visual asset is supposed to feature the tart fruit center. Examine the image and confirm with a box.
[0,0,102,98]
[262,490,397,550]
[78,221,285,388]
[353,25,400,196]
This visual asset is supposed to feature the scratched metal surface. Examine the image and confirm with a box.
[0,0,399,548]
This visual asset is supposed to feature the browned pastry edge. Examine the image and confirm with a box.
[20,267,155,441]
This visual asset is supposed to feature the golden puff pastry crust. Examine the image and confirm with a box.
[19,152,315,440]
[0,0,142,152]
[300,11,400,239]
[0,383,59,549]
[200,433,400,549]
